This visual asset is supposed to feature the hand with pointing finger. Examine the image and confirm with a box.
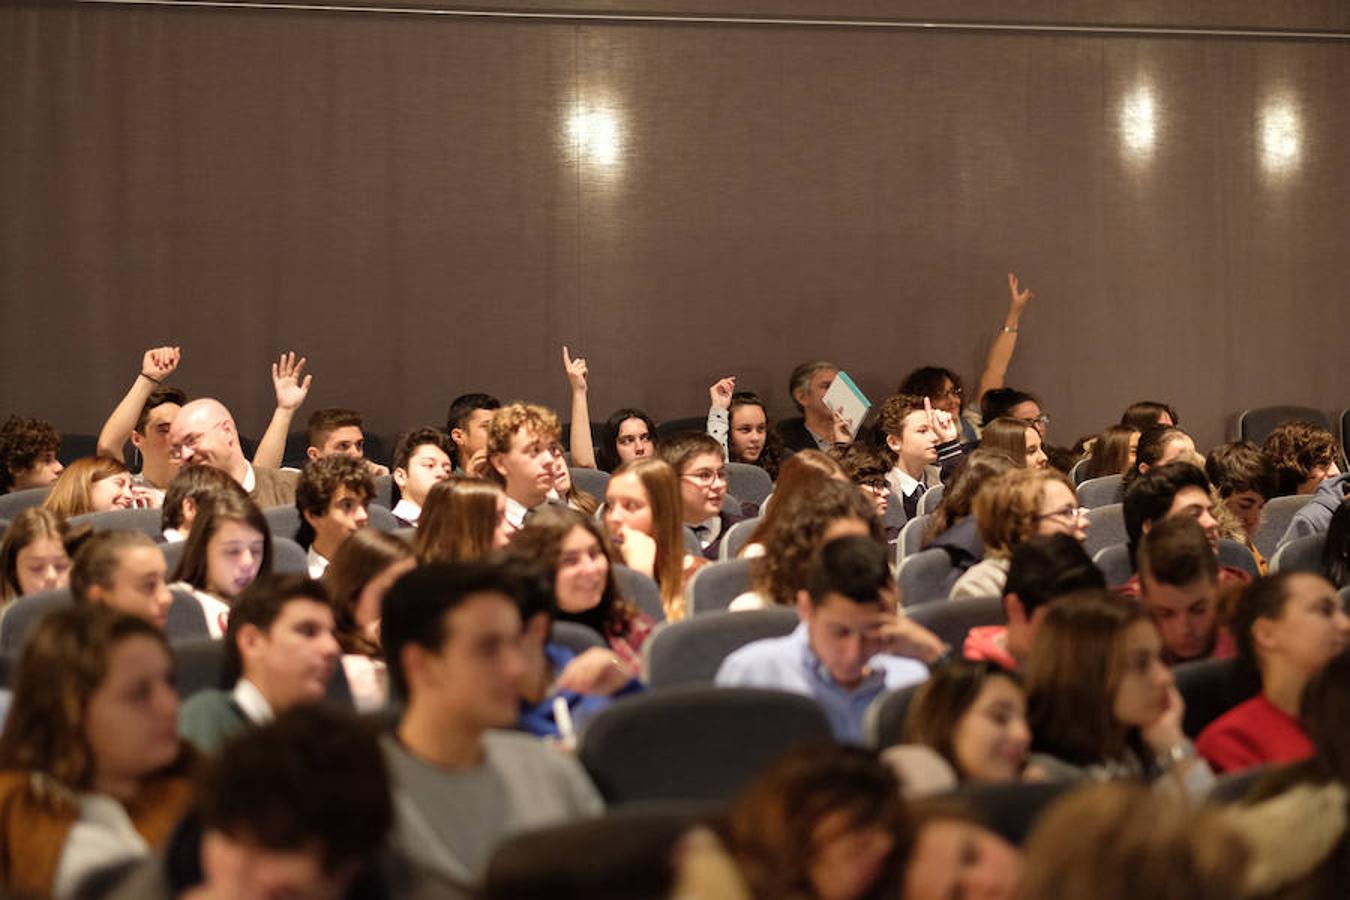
[709,376,736,411]
[562,346,588,394]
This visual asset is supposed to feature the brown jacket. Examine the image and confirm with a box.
[0,770,193,898]
[249,465,299,509]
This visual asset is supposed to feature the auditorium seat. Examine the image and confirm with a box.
[1174,657,1259,739]
[1237,405,1331,444]
[483,801,718,900]
[1252,494,1314,561]
[1092,544,1133,586]
[69,506,165,538]
[0,487,51,520]
[0,586,210,654]
[655,417,705,441]
[718,518,759,561]
[1083,504,1126,559]
[550,621,608,656]
[1077,474,1124,509]
[1270,533,1327,574]
[684,558,752,616]
[613,564,665,623]
[1217,539,1260,579]
[907,594,1005,652]
[896,548,954,607]
[726,462,773,510]
[569,467,611,502]
[865,684,925,749]
[578,686,832,805]
[917,483,945,516]
[641,607,798,687]
[56,433,99,465]
[897,513,930,566]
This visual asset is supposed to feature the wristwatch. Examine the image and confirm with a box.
[1155,739,1197,771]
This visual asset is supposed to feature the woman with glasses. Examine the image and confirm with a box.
[950,468,1088,601]
[602,457,701,620]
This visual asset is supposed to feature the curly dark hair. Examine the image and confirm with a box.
[750,479,882,604]
[1262,421,1341,496]
[295,456,375,550]
[0,415,61,493]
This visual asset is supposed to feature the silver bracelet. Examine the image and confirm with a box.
[1001,325,1019,334]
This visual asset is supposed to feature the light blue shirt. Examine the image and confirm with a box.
[714,623,928,744]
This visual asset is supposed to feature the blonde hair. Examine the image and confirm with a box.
[485,403,561,459]
[611,458,688,620]
[42,456,130,520]
[972,468,1075,557]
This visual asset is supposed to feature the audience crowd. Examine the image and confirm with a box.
[0,276,1348,898]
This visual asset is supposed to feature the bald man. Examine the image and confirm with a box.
[169,399,298,508]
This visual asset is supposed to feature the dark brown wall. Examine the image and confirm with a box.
[3,1,1348,450]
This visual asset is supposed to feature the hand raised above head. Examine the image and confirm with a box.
[562,345,589,393]
[709,376,736,410]
[141,346,181,381]
[1007,271,1035,314]
[271,351,312,411]
[923,396,959,444]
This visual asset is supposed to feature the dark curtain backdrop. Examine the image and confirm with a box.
[2,0,1348,451]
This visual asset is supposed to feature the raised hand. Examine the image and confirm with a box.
[709,376,736,411]
[924,396,959,444]
[141,346,181,382]
[1007,272,1034,315]
[271,351,312,411]
[830,408,855,444]
[562,346,588,394]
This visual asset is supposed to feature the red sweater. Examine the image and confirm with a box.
[1196,695,1313,774]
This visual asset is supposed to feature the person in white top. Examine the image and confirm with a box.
[295,456,374,579]
[390,427,454,526]
[487,403,561,531]
[168,492,272,638]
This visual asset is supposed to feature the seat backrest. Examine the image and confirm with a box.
[865,684,926,749]
[719,518,760,562]
[263,505,302,543]
[550,621,608,656]
[720,494,743,519]
[896,548,955,607]
[68,506,167,538]
[897,514,931,566]
[1270,532,1327,574]
[685,558,753,616]
[1078,475,1124,510]
[681,525,702,556]
[906,594,1006,652]
[881,490,908,532]
[917,483,945,516]
[953,781,1073,846]
[367,504,399,532]
[613,564,666,623]
[578,686,833,804]
[1238,405,1332,445]
[57,433,99,465]
[271,537,309,575]
[1083,503,1127,559]
[1252,494,1314,561]
[569,467,611,502]
[372,474,395,507]
[1174,657,1259,739]
[164,588,211,640]
[1092,543,1134,586]
[281,430,310,469]
[1217,538,1260,579]
[483,802,716,900]
[1068,458,1089,485]
[726,463,773,509]
[1207,765,1273,806]
[641,607,798,687]
[0,587,73,654]
[169,637,227,698]
[655,417,706,441]
[0,487,52,520]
